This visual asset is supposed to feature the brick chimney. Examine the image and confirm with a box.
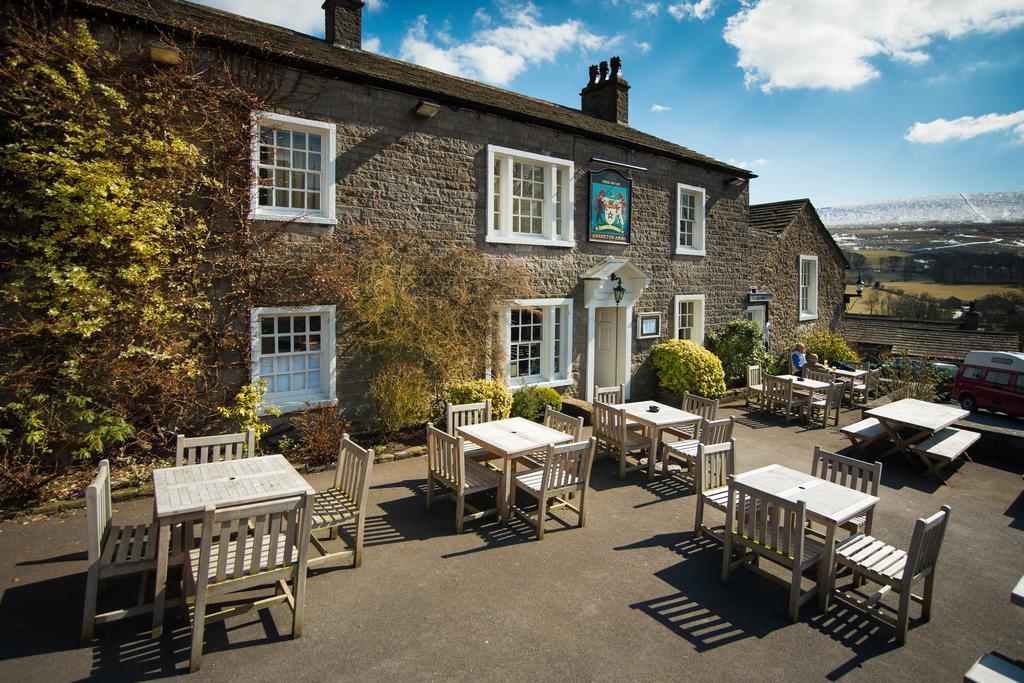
[580,56,630,125]
[323,0,363,49]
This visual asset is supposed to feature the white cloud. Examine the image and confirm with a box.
[651,103,672,112]
[633,3,661,19]
[363,36,382,53]
[724,0,1024,92]
[905,110,1024,143]
[399,3,608,85]
[727,157,769,168]
[636,40,652,53]
[195,0,324,35]
[668,0,719,21]
[473,7,492,25]
[364,0,385,12]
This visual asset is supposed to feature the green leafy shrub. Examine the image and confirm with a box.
[881,351,941,402]
[510,385,562,422]
[278,403,353,467]
[370,362,432,435]
[705,319,767,387]
[445,379,513,421]
[800,330,859,363]
[651,339,726,399]
[216,381,279,442]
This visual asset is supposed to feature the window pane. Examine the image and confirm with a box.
[292,373,306,391]
[258,188,270,205]
[308,153,321,171]
[308,372,321,389]
[277,317,291,333]
[310,316,321,332]
[275,129,289,147]
[308,133,321,152]
[275,375,290,393]
[278,337,291,353]
[261,337,274,354]
[276,357,290,373]
[293,131,306,149]
[308,193,320,210]
[292,355,305,371]
[295,335,307,351]
[260,359,273,375]
[275,189,288,206]
[293,151,306,169]
[292,191,305,209]
[260,318,275,335]
[275,169,289,188]
[308,334,320,350]
[309,355,321,369]
[259,126,273,144]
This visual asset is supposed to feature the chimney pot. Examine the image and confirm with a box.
[323,0,363,49]
[581,56,630,125]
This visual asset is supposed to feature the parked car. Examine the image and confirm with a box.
[952,350,1024,417]
[880,357,958,400]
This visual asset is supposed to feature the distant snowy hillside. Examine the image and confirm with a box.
[819,191,1024,228]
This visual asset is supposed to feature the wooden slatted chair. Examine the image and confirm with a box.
[446,400,495,462]
[661,416,734,480]
[81,460,183,644]
[693,440,737,541]
[803,381,846,428]
[309,434,373,569]
[804,366,834,383]
[521,407,584,467]
[833,505,952,644]
[764,375,797,423]
[596,402,652,479]
[176,429,256,467]
[183,492,312,672]
[851,368,881,406]
[811,446,882,536]
[721,476,826,622]
[594,384,624,404]
[425,425,500,533]
[511,438,596,540]
[746,364,765,408]
[659,391,720,464]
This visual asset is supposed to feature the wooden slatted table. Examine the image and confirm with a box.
[150,454,314,637]
[774,374,831,394]
[610,401,702,479]
[832,368,868,405]
[865,399,971,474]
[457,417,574,523]
[733,464,879,611]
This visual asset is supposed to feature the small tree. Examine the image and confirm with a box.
[651,340,726,399]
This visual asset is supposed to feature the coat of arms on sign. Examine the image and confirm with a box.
[589,169,632,244]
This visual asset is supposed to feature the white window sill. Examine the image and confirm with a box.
[674,247,706,257]
[261,396,337,415]
[798,313,819,322]
[507,377,574,390]
[486,234,575,248]
[250,210,336,226]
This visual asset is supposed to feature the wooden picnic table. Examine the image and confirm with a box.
[611,401,702,479]
[864,399,970,474]
[733,464,879,611]
[149,454,314,638]
[457,417,574,523]
[774,374,830,394]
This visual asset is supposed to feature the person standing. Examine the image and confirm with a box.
[791,342,807,377]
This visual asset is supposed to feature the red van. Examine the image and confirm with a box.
[952,351,1024,418]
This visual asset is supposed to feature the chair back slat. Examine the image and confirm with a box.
[85,460,113,563]
[747,365,763,388]
[599,404,631,452]
[427,424,465,488]
[906,505,952,580]
[699,417,734,446]
[197,493,310,586]
[543,406,584,441]
[541,438,596,493]
[811,447,881,495]
[805,367,834,383]
[695,441,735,494]
[333,433,374,506]
[682,392,719,421]
[592,401,614,443]
[726,476,807,563]
[445,400,491,436]
[594,385,624,405]
[764,376,794,410]
[176,429,256,467]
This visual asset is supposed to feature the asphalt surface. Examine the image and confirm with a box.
[1,405,1022,681]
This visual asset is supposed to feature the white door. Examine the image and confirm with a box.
[746,305,766,333]
[595,307,623,388]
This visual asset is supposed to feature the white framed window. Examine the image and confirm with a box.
[251,111,336,225]
[250,305,337,413]
[675,183,706,256]
[799,255,819,321]
[504,298,573,388]
[487,145,574,247]
[674,294,706,344]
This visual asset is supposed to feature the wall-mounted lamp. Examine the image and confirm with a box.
[148,41,182,66]
[610,273,626,305]
[725,176,746,187]
[413,99,441,118]
[843,271,865,306]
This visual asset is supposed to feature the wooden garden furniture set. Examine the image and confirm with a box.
[861,398,979,479]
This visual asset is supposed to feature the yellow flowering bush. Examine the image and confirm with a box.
[445,380,513,422]
[651,339,726,399]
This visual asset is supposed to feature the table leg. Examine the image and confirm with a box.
[647,426,662,479]
[151,519,170,638]
[818,523,837,611]
[499,456,512,524]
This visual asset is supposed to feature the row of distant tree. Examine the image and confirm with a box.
[845,250,1024,284]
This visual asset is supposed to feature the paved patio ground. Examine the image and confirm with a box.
[1,405,1022,681]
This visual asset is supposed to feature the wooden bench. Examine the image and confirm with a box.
[1012,575,1024,609]
[964,652,1024,683]
[841,417,888,451]
[910,427,981,479]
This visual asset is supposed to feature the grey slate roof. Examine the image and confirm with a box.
[842,314,1020,363]
[72,0,755,179]
[749,198,851,268]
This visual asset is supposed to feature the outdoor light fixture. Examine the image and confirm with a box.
[855,272,865,296]
[844,271,866,306]
[148,41,182,66]
[413,99,441,118]
[610,273,626,305]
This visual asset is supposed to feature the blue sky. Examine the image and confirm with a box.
[197,0,1024,207]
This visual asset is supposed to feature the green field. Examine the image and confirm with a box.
[845,281,1022,315]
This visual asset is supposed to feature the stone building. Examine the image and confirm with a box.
[70,0,847,421]
[747,199,850,353]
